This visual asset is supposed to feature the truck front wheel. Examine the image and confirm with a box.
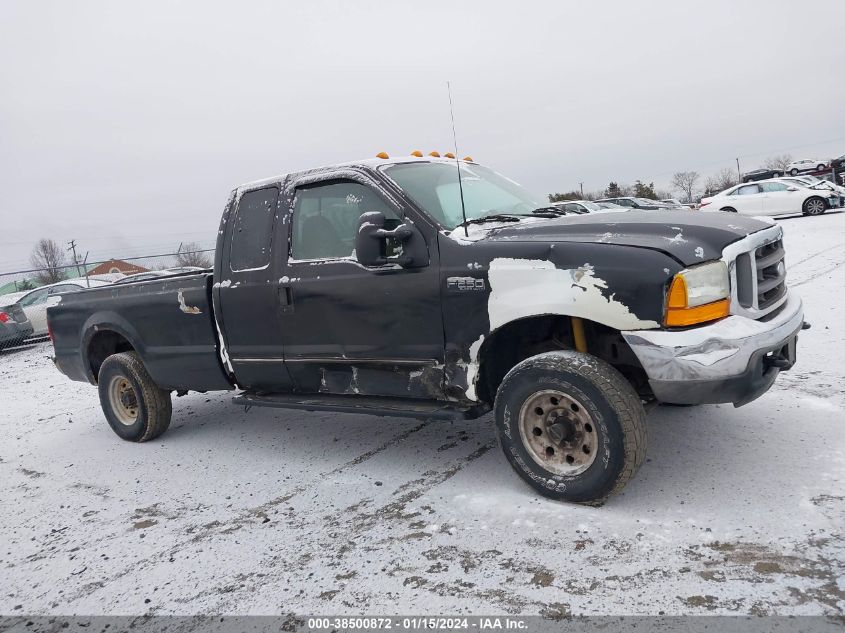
[494,351,646,505]
[98,351,172,442]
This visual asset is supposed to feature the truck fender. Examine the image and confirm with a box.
[80,311,146,383]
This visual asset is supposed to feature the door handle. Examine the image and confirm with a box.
[278,285,294,314]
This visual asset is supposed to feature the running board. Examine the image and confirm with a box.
[233,392,480,421]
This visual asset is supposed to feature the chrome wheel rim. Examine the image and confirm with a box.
[109,375,139,425]
[806,199,824,215]
[518,389,598,476]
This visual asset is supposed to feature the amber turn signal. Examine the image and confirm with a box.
[666,275,688,309]
[665,298,730,327]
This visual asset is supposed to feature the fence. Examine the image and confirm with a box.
[0,248,214,353]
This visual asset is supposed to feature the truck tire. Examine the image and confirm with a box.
[98,351,172,442]
[494,351,646,505]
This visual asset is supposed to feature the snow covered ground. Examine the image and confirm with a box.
[1,212,843,617]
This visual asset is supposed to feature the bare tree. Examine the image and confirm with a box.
[671,171,700,202]
[704,168,739,196]
[764,154,793,172]
[30,238,67,284]
[175,242,213,268]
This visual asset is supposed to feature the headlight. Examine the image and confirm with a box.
[665,260,730,327]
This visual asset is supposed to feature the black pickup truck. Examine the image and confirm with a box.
[49,155,805,503]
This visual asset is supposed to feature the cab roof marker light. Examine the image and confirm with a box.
[429,151,441,157]
[375,151,389,159]
[463,156,474,162]
[444,152,455,159]
[410,150,423,157]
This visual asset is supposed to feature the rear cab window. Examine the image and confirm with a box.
[229,187,280,272]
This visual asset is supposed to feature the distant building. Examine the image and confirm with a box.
[87,259,149,276]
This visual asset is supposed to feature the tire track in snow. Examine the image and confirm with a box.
[786,242,845,287]
[62,419,434,605]
[183,439,500,614]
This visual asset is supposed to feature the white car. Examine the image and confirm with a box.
[550,200,619,214]
[781,175,845,198]
[14,278,111,338]
[661,198,697,209]
[700,179,840,217]
[785,158,828,175]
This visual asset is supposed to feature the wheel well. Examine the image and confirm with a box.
[87,330,135,382]
[474,315,651,406]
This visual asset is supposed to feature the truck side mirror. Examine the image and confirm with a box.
[355,211,428,268]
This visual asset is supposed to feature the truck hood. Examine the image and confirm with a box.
[481,210,774,266]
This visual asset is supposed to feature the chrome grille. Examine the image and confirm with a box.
[729,233,788,320]
[755,239,787,311]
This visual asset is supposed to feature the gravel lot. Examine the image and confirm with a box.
[1,213,843,617]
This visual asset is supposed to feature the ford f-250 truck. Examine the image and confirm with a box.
[49,154,806,504]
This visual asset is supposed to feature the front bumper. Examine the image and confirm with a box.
[622,292,804,407]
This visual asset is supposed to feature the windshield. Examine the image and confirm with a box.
[382,162,541,230]
[577,201,602,212]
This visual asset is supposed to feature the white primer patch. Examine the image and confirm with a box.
[177,290,202,315]
[486,258,659,332]
[462,258,659,401]
[463,335,485,400]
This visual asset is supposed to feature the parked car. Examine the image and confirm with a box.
[594,201,626,210]
[0,300,34,350]
[50,155,804,504]
[785,158,828,175]
[742,168,783,183]
[112,267,206,285]
[780,175,845,198]
[593,197,673,210]
[700,179,840,217]
[16,278,111,337]
[661,198,697,209]
[550,200,617,214]
[830,153,845,171]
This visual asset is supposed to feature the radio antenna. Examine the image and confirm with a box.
[447,81,469,237]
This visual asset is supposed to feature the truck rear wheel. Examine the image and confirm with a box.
[494,351,646,505]
[98,351,172,442]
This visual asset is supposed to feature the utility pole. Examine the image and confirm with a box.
[67,240,83,281]
[82,251,90,287]
[579,182,584,198]
[736,157,741,182]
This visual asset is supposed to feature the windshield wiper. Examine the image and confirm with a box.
[532,206,574,216]
[453,213,526,229]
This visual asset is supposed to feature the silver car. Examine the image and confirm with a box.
[15,279,110,338]
[0,301,34,350]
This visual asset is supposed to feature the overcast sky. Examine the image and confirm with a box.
[1,0,843,271]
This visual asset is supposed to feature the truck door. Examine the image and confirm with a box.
[214,184,295,392]
[277,172,446,400]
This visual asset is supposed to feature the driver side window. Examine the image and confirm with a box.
[290,181,399,261]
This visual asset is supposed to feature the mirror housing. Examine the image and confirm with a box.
[355,212,428,268]
[786,186,799,192]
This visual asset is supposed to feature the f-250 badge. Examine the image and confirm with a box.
[447,277,486,292]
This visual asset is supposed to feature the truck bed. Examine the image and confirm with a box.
[49,272,232,392]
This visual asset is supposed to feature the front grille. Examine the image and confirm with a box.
[732,237,787,320]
